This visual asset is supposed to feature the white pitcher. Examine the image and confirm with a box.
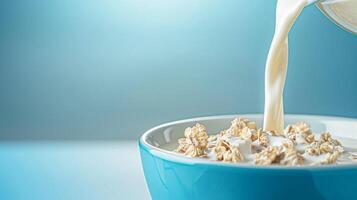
[310,0,357,34]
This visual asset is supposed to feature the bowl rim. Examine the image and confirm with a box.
[139,114,357,171]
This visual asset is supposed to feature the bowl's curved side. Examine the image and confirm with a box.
[139,141,357,200]
[139,114,357,200]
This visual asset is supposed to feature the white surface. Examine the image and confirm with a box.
[0,140,150,200]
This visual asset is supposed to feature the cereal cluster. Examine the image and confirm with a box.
[175,117,347,166]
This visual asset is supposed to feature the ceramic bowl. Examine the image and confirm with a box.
[139,114,357,200]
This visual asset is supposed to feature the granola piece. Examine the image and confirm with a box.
[257,129,269,147]
[306,132,343,157]
[320,151,340,165]
[306,141,321,156]
[320,132,331,142]
[176,123,208,157]
[251,131,259,142]
[329,138,341,146]
[225,118,257,136]
[297,122,311,134]
[241,127,253,141]
[216,138,231,149]
[285,122,312,135]
[305,134,315,143]
[177,138,189,153]
[207,131,224,148]
[285,122,315,144]
[320,133,341,147]
[306,131,343,165]
[208,131,223,142]
[319,142,334,154]
[255,145,304,166]
[213,145,227,161]
[334,145,344,154]
[246,121,257,130]
[254,146,284,165]
[212,138,245,163]
[280,148,304,166]
[184,145,206,157]
[211,138,231,159]
[223,147,244,163]
[320,133,342,149]
[282,139,294,149]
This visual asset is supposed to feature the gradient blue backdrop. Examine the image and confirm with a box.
[0,0,356,139]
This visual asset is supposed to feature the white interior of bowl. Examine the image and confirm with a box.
[140,114,357,168]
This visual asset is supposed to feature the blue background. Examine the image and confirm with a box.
[0,0,356,139]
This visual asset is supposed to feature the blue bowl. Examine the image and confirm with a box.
[139,114,357,200]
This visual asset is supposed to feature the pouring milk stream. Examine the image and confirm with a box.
[263,0,357,133]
